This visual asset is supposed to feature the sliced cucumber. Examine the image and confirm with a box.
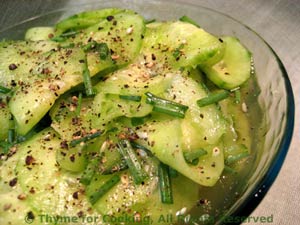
[90,62,174,129]
[139,174,198,222]
[56,144,88,173]
[136,119,224,187]
[0,40,58,87]
[142,21,225,69]
[71,10,145,66]
[91,93,153,129]
[8,44,113,135]
[50,94,95,140]
[0,106,10,140]
[200,36,252,89]
[0,140,38,225]
[167,74,227,149]
[15,128,94,219]
[86,156,159,215]
[55,8,125,35]
[0,191,38,225]
[25,27,55,41]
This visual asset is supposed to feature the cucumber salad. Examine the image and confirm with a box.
[0,8,257,225]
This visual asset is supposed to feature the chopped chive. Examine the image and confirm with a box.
[70,131,101,147]
[80,157,100,185]
[107,127,119,133]
[117,139,148,185]
[89,174,120,205]
[7,129,15,144]
[172,44,184,59]
[183,149,207,165]
[179,15,200,27]
[51,36,67,42]
[145,92,189,118]
[131,117,145,126]
[168,167,179,178]
[51,30,79,42]
[131,115,150,126]
[224,165,237,174]
[75,93,83,117]
[131,142,153,157]
[82,41,96,52]
[158,162,173,204]
[43,49,56,58]
[0,142,10,154]
[82,57,95,96]
[83,41,109,60]
[0,85,11,94]
[101,159,128,175]
[60,30,79,37]
[145,19,156,24]
[225,152,249,165]
[119,95,142,102]
[97,43,110,60]
[197,90,230,107]
[234,89,241,104]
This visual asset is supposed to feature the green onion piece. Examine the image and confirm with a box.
[51,36,67,42]
[97,43,110,60]
[7,129,15,144]
[60,30,79,37]
[224,165,237,174]
[117,139,148,184]
[82,41,96,52]
[145,92,189,118]
[131,115,150,126]
[158,162,173,204]
[70,131,101,147]
[83,41,109,60]
[82,57,95,96]
[101,159,128,175]
[89,174,120,205]
[197,90,230,107]
[172,44,184,59]
[75,93,83,117]
[234,89,241,104]
[119,95,142,102]
[183,149,207,165]
[168,167,179,178]
[0,142,10,154]
[225,152,249,165]
[131,117,145,126]
[179,15,200,27]
[107,127,119,133]
[130,142,153,157]
[80,157,100,185]
[0,85,11,94]
[145,19,156,24]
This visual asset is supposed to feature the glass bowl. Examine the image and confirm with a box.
[0,0,294,224]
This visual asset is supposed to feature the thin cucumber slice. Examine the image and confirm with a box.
[71,10,145,66]
[25,27,55,41]
[0,106,10,141]
[15,128,93,218]
[201,36,252,89]
[55,8,125,35]
[142,21,225,69]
